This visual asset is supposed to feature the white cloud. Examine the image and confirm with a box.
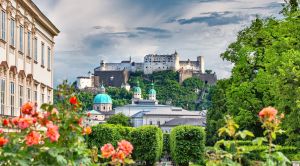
[33,0,284,85]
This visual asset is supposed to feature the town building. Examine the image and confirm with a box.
[114,82,205,128]
[0,0,59,117]
[160,118,206,133]
[76,72,94,90]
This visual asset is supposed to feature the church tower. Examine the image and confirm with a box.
[148,82,156,101]
[133,81,142,100]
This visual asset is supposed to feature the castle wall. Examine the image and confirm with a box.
[143,53,179,74]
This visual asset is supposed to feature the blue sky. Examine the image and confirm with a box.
[33,0,283,86]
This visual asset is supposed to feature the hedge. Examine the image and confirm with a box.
[170,125,206,166]
[86,124,134,148]
[163,133,170,154]
[241,145,299,161]
[130,125,163,165]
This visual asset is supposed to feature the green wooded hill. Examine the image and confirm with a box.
[63,71,213,111]
[128,71,212,110]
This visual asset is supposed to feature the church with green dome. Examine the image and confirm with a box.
[132,81,157,104]
[93,85,113,112]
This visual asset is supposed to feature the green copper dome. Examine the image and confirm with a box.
[133,86,141,93]
[93,94,112,104]
[148,89,156,95]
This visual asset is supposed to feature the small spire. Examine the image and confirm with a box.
[100,82,105,93]
[151,81,154,89]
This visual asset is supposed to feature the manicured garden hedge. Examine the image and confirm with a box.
[170,125,206,166]
[163,133,170,154]
[130,125,163,165]
[241,145,299,161]
[87,124,134,147]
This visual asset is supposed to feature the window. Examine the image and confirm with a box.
[27,32,31,56]
[41,93,44,104]
[19,85,23,107]
[41,87,45,104]
[34,90,37,102]
[27,88,31,101]
[10,19,14,46]
[48,90,51,103]
[1,11,5,40]
[0,79,5,115]
[34,38,38,61]
[41,43,44,66]
[157,121,160,126]
[149,121,152,125]
[47,47,51,69]
[19,25,23,52]
[10,82,15,116]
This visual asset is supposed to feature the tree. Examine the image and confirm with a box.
[207,3,300,147]
[106,113,131,127]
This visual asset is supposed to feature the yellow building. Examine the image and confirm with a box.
[0,0,59,117]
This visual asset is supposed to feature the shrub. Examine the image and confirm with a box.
[87,124,122,147]
[106,113,131,126]
[170,125,206,166]
[130,125,163,165]
[87,124,135,148]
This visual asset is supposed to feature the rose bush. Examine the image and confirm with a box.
[91,140,134,165]
[0,83,92,165]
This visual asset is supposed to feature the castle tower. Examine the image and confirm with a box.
[100,60,106,71]
[148,83,156,101]
[197,56,205,73]
[133,81,142,100]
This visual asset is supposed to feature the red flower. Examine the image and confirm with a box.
[18,117,33,130]
[0,137,8,147]
[118,140,133,156]
[21,102,36,115]
[83,126,92,135]
[87,112,91,117]
[101,143,115,158]
[112,150,126,163]
[78,118,83,127]
[11,117,19,126]
[69,96,78,105]
[46,123,60,142]
[2,119,10,126]
[0,129,3,134]
[259,107,278,121]
[25,131,41,146]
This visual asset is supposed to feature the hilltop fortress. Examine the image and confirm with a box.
[77,51,217,89]
[97,51,204,74]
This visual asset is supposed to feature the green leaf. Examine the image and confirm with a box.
[252,137,267,146]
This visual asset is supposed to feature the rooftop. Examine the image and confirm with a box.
[161,118,206,127]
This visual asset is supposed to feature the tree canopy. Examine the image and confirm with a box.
[206,2,300,147]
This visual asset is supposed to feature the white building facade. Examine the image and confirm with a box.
[0,0,59,117]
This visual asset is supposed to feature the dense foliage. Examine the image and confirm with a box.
[106,113,131,127]
[130,125,163,166]
[87,124,133,148]
[170,125,206,166]
[129,71,211,110]
[206,2,300,147]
